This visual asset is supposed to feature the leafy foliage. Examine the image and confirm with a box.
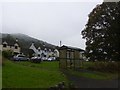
[2,50,13,59]
[81,2,120,61]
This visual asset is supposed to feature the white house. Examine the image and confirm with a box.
[54,49,59,58]
[1,41,21,55]
[29,43,59,59]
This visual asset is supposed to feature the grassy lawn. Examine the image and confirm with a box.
[2,58,119,88]
[0,66,2,89]
[2,59,68,88]
[0,53,2,89]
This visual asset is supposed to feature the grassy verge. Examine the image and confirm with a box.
[69,61,119,80]
[66,69,118,80]
[0,53,2,89]
[0,66,2,89]
[2,59,68,88]
[82,61,119,73]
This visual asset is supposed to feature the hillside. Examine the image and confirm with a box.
[1,33,57,55]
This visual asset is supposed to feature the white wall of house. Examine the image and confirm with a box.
[1,41,21,54]
[54,49,59,58]
[29,43,59,58]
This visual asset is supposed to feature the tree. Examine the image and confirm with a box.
[81,2,120,61]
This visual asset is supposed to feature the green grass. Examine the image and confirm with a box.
[0,66,2,89]
[0,53,2,89]
[67,61,119,80]
[2,58,119,88]
[66,69,118,80]
[2,59,68,88]
[13,61,60,71]
[81,61,95,69]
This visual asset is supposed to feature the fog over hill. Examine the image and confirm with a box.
[1,33,57,55]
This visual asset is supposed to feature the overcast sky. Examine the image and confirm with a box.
[1,0,103,50]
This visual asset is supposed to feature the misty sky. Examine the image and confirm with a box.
[1,0,103,50]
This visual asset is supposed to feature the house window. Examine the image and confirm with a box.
[3,44,7,47]
[44,55,46,57]
[41,53,44,57]
[38,54,40,57]
[80,53,82,59]
[54,51,57,54]
[70,52,74,59]
[15,46,18,49]
[67,51,70,59]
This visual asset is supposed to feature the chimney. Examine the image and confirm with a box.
[60,41,62,47]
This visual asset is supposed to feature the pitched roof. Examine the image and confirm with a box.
[59,45,84,51]
[2,41,19,46]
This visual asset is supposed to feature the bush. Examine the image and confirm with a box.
[2,50,13,59]
[30,58,41,63]
[87,61,119,73]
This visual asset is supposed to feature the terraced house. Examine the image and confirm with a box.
[29,43,59,59]
[0,41,21,55]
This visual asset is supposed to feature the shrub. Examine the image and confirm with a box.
[30,58,41,63]
[87,61,119,73]
[2,50,13,59]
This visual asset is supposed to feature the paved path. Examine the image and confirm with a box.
[61,69,119,88]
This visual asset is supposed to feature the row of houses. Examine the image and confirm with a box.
[0,41,86,69]
[0,41,59,58]
[29,43,59,58]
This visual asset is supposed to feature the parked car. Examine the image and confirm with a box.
[41,57,48,61]
[30,56,41,63]
[47,57,56,61]
[13,54,29,61]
